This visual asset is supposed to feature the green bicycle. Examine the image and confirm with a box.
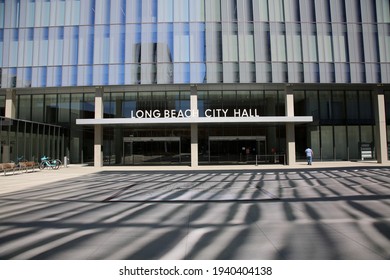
[39,156,62,170]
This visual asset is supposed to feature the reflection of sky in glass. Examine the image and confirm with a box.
[0,0,206,87]
[1,0,388,87]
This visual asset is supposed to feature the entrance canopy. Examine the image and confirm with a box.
[76,116,313,125]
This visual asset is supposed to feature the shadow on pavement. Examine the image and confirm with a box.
[0,167,390,260]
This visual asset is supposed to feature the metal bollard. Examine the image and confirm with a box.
[64,156,68,168]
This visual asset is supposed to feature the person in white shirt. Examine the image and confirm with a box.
[305,147,314,165]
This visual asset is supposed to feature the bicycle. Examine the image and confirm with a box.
[39,156,62,170]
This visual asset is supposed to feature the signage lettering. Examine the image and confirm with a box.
[129,109,261,118]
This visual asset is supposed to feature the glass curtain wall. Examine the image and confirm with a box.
[386,91,390,160]
[0,94,5,116]
[99,88,287,165]
[103,90,191,165]
[1,0,389,88]
[4,85,386,165]
[0,116,63,163]
[197,89,286,164]
[14,91,95,164]
[294,89,375,161]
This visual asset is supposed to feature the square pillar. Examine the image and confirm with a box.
[190,85,198,167]
[374,87,388,163]
[191,124,198,167]
[94,124,103,167]
[94,87,104,167]
[285,85,296,165]
[1,118,10,163]
[5,89,16,119]
[2,90,16,163]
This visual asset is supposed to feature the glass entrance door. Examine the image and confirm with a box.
[208,136,267,164]
[123,136,181,165]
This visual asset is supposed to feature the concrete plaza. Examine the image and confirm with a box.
[1,162,390,260]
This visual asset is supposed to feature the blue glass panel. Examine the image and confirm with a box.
[24,67,32,87]
[55,66,62,86]
[70,65,77,86]
[0,29,3,66]
[103,64,109,85]
[0,0,4,28]
[71,27,79,65]
[40,67,47,87]
[122,101,136,117]
[86,65,93,85]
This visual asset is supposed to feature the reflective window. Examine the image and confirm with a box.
[255,0,268,21]
[32,94,44,122]
[0,95,5,116]
[359,91,373,121]
[17,95,31,120]
[319,91,331,120]
[158,0,173,22]
[8,29,19,67]
[122,92,137,118]
[376,0,390,23]
[0,29,3,67]
[189,0,205,22]
[317,24,333,63]
[0,0,388,87]
[206,0,220,21]
[332,91,345,121]
[269,0,284,22]
[70,0,81,26]
[174,0,189,22]
[41,0,50,27]
[286,24,302,62]
[270,23,286,61]
[58,94,70,123]
[56,0,66,26]
[83,93,95,119]
[45,94,57,123]
[26,0,35,27]
[321,126,333,160]
[0,0,4,29]
[346,91,359,121]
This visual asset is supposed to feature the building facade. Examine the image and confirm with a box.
[0,0,389,166]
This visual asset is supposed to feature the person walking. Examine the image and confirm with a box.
[305,147,314,165]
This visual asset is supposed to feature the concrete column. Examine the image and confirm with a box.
[374,87,388,163]
[1,118,10,163]
[115,98,123,164]
[191,124,198,167]
[2,90,16,162]
[190,85,198,167]
[94,87,104,167]
[285,85,296,165]
[94,124,103,167]
[5,89,16,119]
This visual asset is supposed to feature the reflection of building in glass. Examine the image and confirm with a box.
[0,0,389,167]
[134,43,173,84]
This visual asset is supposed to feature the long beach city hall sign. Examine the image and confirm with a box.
[76,107,313,124]
[129,108,261,118]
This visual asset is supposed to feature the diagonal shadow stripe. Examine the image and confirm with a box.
[102,184,137,202]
